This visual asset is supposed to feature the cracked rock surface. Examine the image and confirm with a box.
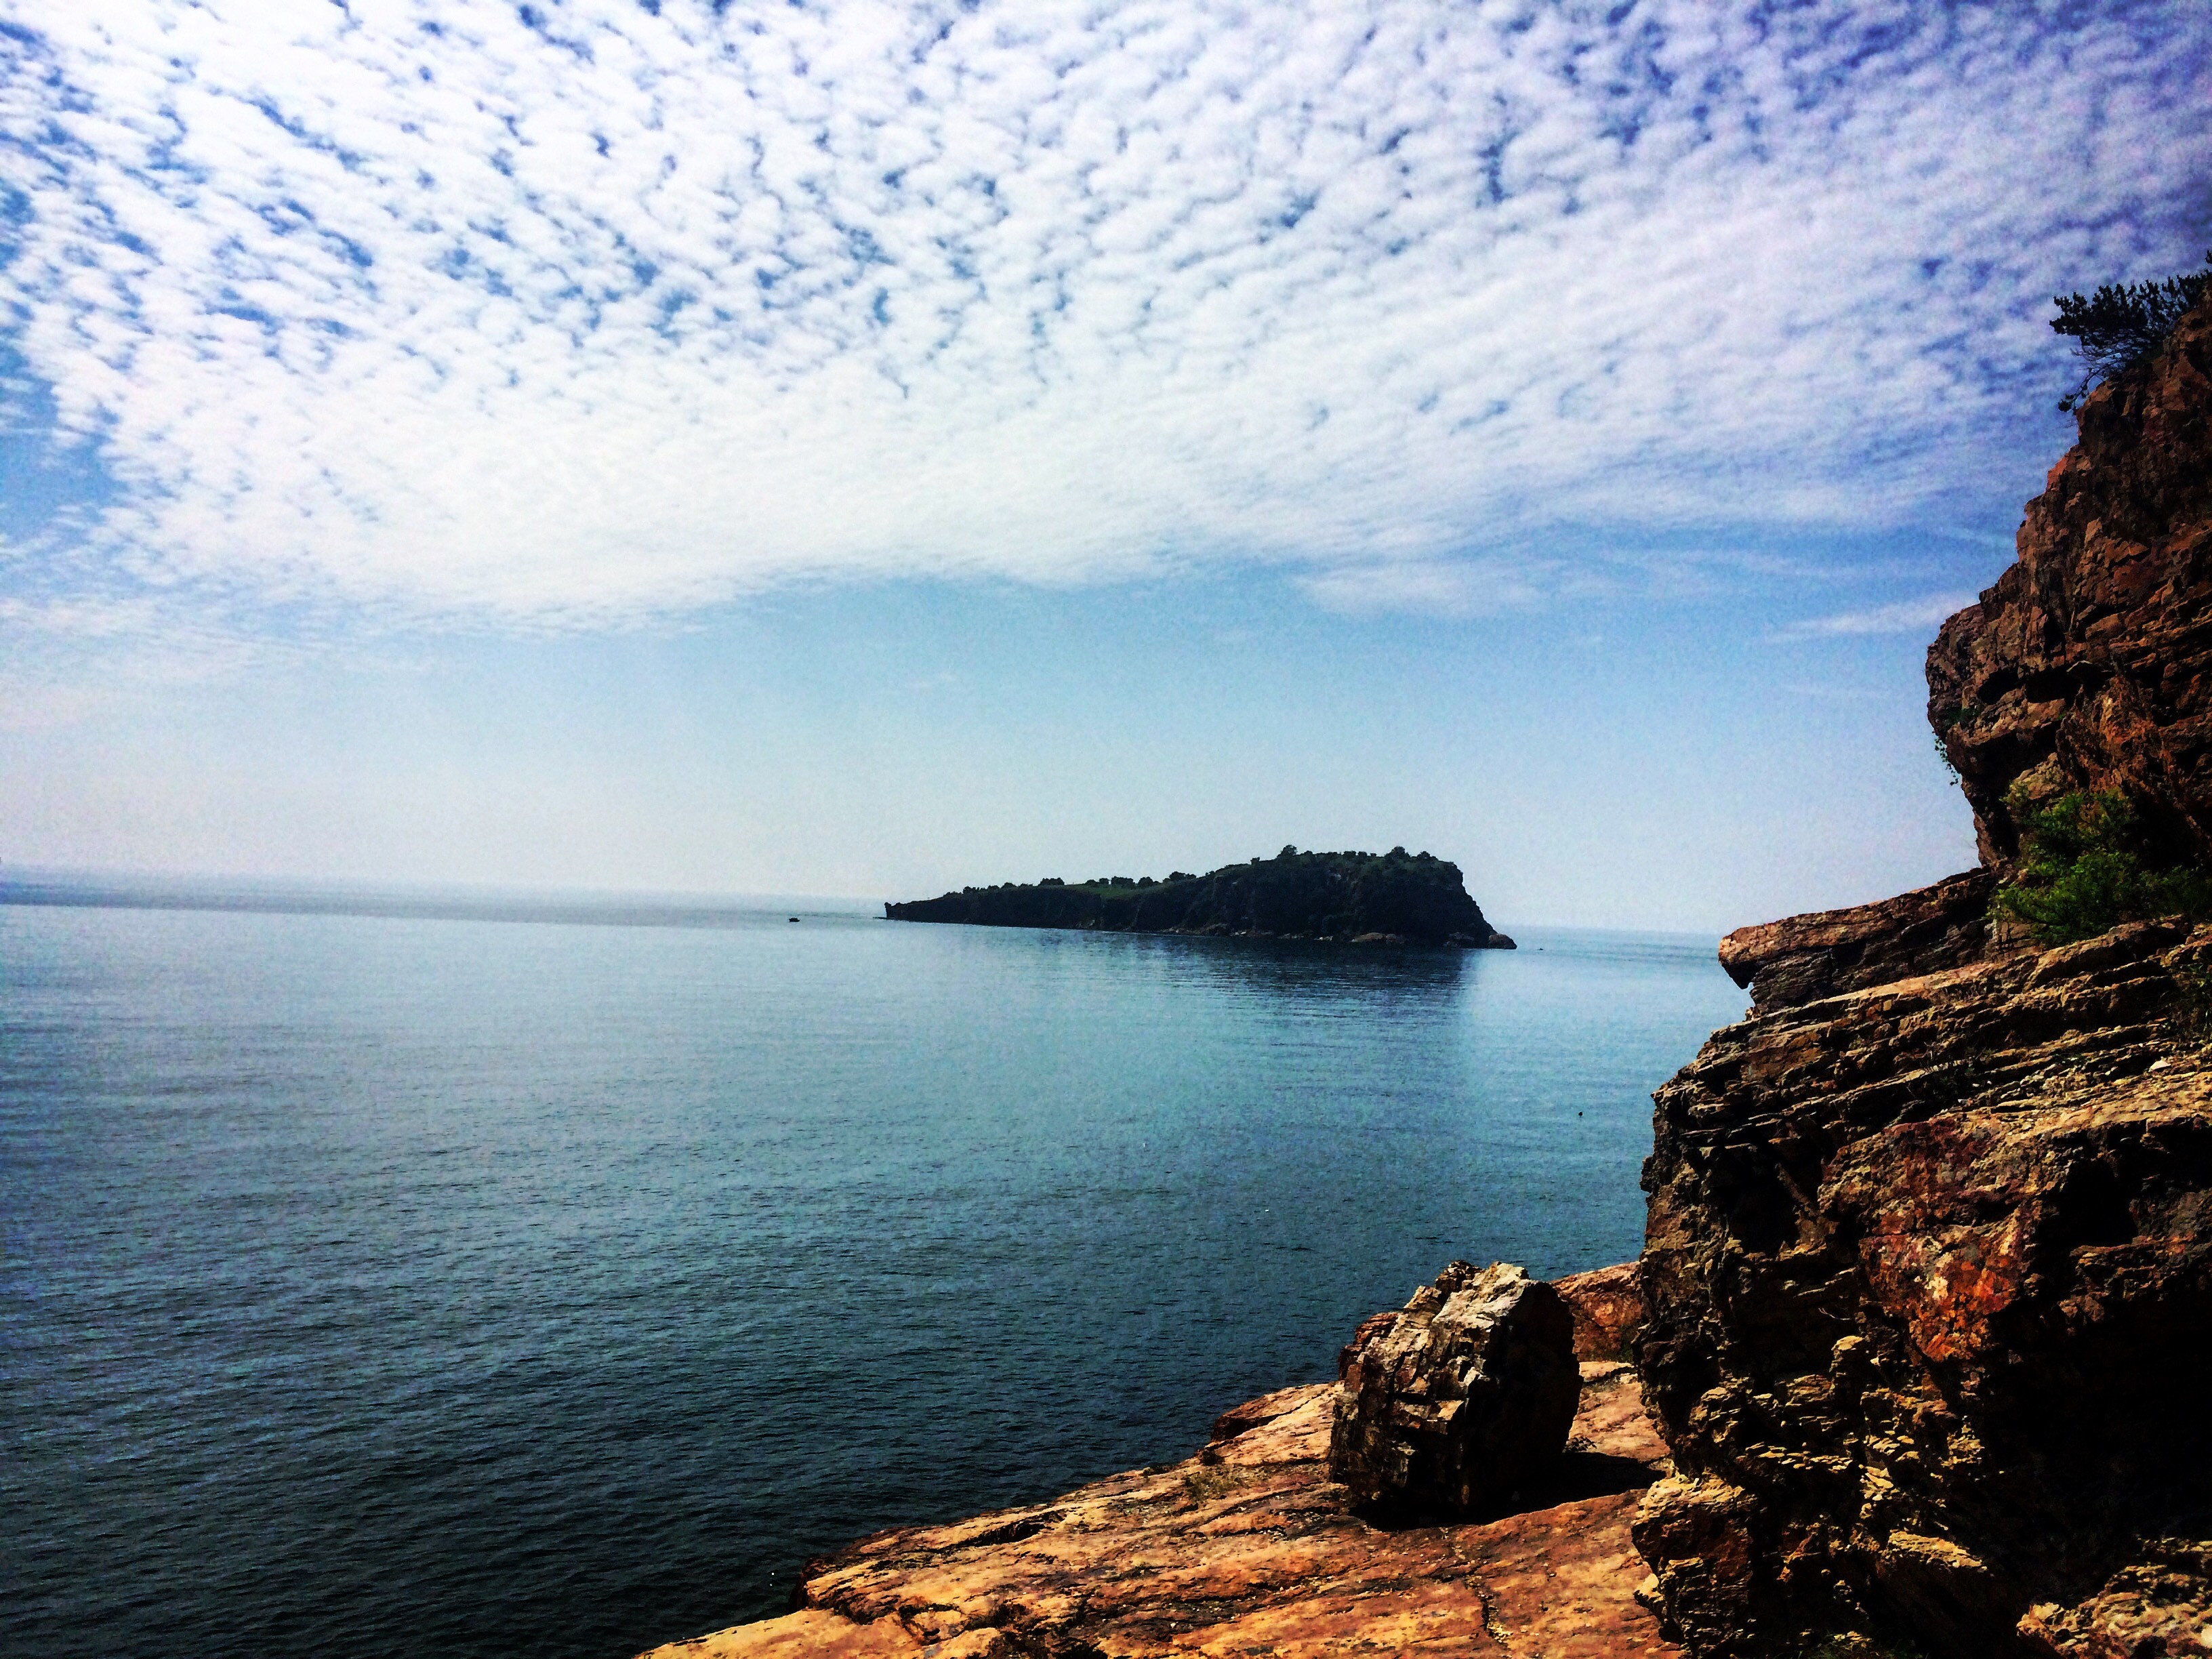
[1635,918,2212,1654]
[1635,291,2212,1658]
[1327,1260,1580,1520]
[638,1359,1677,1658]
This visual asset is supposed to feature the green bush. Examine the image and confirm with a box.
[2173,962,2212,1046]
[1992,789,2212,942]
[2052,250,2211,411]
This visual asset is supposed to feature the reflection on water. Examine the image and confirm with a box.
[3,891,1742,1659]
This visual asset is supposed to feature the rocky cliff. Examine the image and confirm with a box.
[1633,295,2212,1656]
[1929,291,2212,870]
[886,847,1515,948]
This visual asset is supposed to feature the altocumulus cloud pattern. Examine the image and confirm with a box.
[1,1,2207,624]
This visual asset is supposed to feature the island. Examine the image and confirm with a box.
[885,845,1515,948]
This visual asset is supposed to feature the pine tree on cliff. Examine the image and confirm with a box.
[2053,249,2211,411]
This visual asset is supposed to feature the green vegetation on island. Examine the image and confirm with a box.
[886,846,1513,948]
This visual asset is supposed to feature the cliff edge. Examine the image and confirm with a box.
[1929,291,2212,872]
[1633,294,2212,1656]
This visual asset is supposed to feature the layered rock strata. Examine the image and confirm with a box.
[1635,296,2212,1656]
[1637,918,2212,1654]
[1717,869,1996,1015]
[1328,1261,1581,1519]
[639,1360,1675,1659]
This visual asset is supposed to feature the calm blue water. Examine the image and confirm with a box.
[1,891,1744,1659]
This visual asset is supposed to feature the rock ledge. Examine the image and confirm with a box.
[640,1271,1676,1658]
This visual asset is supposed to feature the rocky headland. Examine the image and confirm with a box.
[1636,291,2212,1656]
[643,300,2212,1658]
[884,847,1516,949]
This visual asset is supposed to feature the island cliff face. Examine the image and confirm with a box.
[1634,296,2212,1656]
[886,847,1515,948]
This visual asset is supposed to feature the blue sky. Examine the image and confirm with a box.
[3,1,2207,929]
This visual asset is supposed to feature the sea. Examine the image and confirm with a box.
[1,878,1748,1659]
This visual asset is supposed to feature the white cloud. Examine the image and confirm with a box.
[0,1,2205,627]
[1296,557,1555,618]
[1777,592,1980,638]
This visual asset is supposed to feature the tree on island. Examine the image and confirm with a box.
[2052,250,2211,412]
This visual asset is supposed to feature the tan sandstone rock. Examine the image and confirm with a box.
[636,1356,1677,1659]
[2017,1538,2212,1659]
[1553,1261,1647,1362]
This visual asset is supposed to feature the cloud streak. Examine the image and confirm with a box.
[1,0,2207,626]
[1777,592,1981,638]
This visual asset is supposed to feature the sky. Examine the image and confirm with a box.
[2,0,2208,930]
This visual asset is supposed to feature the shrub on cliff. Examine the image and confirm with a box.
[2053,251,2211,412]
[1992,788,2212,941]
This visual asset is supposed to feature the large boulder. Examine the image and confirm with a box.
[1326,1260,1580,1517]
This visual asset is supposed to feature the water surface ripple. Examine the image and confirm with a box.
[1,897,1744,1658]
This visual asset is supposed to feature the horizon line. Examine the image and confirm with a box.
[0,866,1725,943]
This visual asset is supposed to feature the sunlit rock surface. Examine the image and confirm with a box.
[640,1366,1676,1659]
[639,1272,1677,1658]
[1552,1262,1647,1364]
[1717,869,1996,1016]
[1635,294,2212,1657]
